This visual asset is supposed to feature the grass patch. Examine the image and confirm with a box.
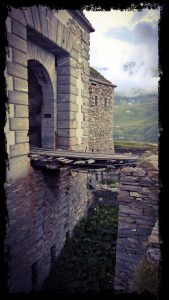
[114,141,158,154]
[130,258,159,295]
[101,179,119,188]
[43,204,118,294]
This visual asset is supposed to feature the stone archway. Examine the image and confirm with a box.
[28,59,55,148]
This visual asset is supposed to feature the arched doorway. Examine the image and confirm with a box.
[28,60,55,149]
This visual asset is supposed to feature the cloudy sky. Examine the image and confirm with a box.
[84,8,160,97]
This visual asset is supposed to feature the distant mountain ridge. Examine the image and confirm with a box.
[114,94,158,105]
[113,94,158,143]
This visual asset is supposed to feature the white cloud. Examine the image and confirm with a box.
[84,8,160,96]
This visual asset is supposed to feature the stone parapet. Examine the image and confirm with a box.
[114,155,159,292]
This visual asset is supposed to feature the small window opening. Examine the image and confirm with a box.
[104,98,107,110]
[95,96,98,106]
[91,83,97,86]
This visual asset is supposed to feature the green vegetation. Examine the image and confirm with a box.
[43,204,118,294]
[114,141,158,154]
[101,178,119,188]
[131,258,159,295]
[114,95,159,143]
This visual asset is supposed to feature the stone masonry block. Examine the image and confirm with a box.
[8,8,26,26]
[13,77,28,92]
[57,75,76,86]
[55,19,63,46]
[7,32,27,53]
[130,192,143,198]
[58,85,78,96]
[58,137,78,146]
[71,49,78,61]
[14,105,28,118]
[66,32,74,53]
[31,6,42,33]
[58,129,76,138]
[58,102,78,112]
[6,16,12,33]
[12,19,27,40]
[57,120,78,129]
[38,6,48,37]
[61,26,69,50]
[8,91,28,105]
[10,142,29,157]
[15,131,29,143]
[58,111,76,121]
[12,49,27,67]
[23,7,34,27]
[57,94,76,104]
[57,66,78,78]
[7,62,27,80]
[57,57,76,68]
[6,75,13,91]
[10,118,29,131]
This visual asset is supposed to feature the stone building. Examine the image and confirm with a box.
[4,7,95,293]
[4,6,117,294]
[89,73,117,152]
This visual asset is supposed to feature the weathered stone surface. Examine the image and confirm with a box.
[10,118,29,131]
[10,142,29,157]
[7,62,27,79]
[12,19,27,40]
[8,8,26,26]
[15,131,29,143]
[38,6,48,37]
[57,66,78,78]
[8,91,28,105]
[115,162,159,291]
[13,77,28,92]
[88,78,115,152]
[31,6,42,33]
[66,32,75,53]
[23,7,34,27]
[130,191,143,198]
[7,32,27,53]
[57,102,78,112]
[12,49,27,67]
[14,105,28,118]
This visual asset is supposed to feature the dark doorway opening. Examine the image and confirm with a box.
[28,65,42,147]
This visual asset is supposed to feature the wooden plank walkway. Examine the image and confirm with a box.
[29,147,139,170]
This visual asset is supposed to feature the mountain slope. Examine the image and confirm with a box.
[113,95,159,143]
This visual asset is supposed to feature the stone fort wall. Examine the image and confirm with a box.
[114,156,159,291]
[5,167,92,293]
[4,7,95,293]
[88,77,116,153]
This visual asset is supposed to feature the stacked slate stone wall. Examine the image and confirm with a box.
[114,158,159,291]
[5,167,92,293]
[88,78,115,153]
